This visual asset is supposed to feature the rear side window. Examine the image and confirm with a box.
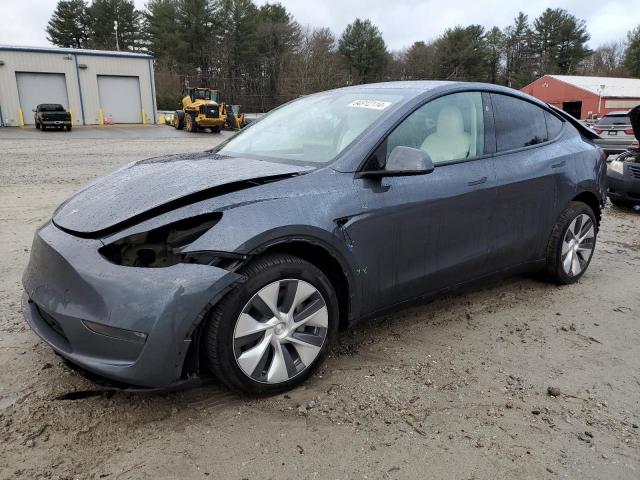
[545,111,563,139]
[491,94,548,151]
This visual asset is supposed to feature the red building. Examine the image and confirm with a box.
[521,75,640,120]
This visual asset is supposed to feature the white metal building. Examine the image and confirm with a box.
[0,45,157,126]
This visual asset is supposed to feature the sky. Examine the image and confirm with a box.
[0,0,638,51]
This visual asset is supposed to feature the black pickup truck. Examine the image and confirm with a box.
[33,104,72,131]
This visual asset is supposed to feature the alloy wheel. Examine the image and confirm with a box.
[561,213,595,277]
[232,279,328,384]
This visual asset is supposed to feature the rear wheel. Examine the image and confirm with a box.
[211,125,221,133]
[545,201,597,284]
[204,254,338,395]
[173,110,184,130]
[41,125,47,131]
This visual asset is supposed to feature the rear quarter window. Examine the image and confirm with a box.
[491,94,549,152]
[545,111,563,139]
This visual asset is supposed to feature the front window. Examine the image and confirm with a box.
[384,92,485,164]
[217,91,404,165]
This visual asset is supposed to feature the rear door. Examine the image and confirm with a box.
[488,93,567,270]
[348,91,498,313]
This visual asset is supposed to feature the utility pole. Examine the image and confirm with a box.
[114,20,119,51]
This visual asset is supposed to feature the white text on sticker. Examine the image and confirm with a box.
[348,100,392,110]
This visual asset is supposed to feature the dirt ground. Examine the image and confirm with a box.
[1,126,639,480]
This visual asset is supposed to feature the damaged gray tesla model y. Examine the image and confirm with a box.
[22,81,607,395]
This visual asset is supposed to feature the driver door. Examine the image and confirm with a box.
[346,91,498,314]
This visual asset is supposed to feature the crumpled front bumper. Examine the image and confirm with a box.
[22,222,242,388]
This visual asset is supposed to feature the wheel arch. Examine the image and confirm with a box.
[250,237,355,330]
[572,190,602,228]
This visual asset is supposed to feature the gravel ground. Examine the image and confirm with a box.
[1,126,639,480]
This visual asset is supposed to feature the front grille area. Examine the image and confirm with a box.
[200,105,219,118]
[628,164,640,179]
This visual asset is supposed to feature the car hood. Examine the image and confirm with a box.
[52,152,314,237]
[630,105,640,142]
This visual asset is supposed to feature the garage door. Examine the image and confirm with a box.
[16,72,69,125]
[98,75,142,124]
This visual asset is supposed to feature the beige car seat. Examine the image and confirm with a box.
[421,106,471,163]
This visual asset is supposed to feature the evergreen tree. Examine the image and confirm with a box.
[485,26,505,84]
[503,13,534,87]
[216,0,261,103]
[46,0,89,48]
[87,0,144,52]
[145,0,181,62]
[624,26,640,78]
[531,8,591,75]
[338,19,389,84]
[257,3,301,105]
[432,25,488,81]
[403,41,436,80]
[174,0,215,82]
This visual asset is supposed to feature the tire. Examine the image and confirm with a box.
[174,110,185,130]
[545,201,597,284]
[185,113,197,133]
[35,122,40,130]
[41,125,47,131]
[609,197,631,208]
[203,253,339,395]
[211,125,221,133]
[66,125,72,132]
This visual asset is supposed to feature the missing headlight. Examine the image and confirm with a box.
[99,213,222,268]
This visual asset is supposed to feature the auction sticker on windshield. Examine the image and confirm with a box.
[348,100,392,110]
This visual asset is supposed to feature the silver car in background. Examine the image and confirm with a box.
[594,110,636,154]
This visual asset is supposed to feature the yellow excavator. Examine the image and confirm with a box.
[173,87,227,133]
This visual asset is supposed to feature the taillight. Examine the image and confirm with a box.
[624,128,634,135]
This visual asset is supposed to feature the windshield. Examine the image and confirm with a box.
[217,91,405,164]
[39,104,65,112]
[193,90,219,102]
[597,114,630,126]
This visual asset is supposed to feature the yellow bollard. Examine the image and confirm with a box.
[142,109,146,125]
[69,109,74,126]
[18,108,24,127]
[158,114,165,124]
[99,109,104,126]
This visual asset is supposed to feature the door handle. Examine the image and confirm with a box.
[551,160,566,169]
[467,176,487,186]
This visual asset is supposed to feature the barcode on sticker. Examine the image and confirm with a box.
[348,100,392,110]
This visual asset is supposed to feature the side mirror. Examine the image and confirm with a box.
[357,146,434,178]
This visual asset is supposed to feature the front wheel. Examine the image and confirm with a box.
[545,201,597,284]
[203,254,338,395]
[185,113,197,133]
